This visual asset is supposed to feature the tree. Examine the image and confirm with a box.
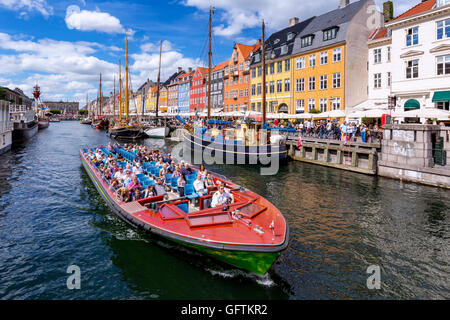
[50,109,62,115]
[78,109,88,116]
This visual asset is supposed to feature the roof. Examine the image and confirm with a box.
[291,0,368,56]
[394,0,436,21]
[369,27,389,40]
[213,61,228,71]
[164,70,184,86]
[194,67,208,77]
[235,43,258,60]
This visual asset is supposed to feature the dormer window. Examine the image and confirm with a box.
[281,44,288,55]
[323,27,338,41]
[301,35,314,48]
[254,53,261,63]
[287,32,295,41]
[273,39,280,45]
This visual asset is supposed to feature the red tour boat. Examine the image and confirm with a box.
[80,146,289,275]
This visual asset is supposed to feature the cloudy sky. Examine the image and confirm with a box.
[0,0,415,105]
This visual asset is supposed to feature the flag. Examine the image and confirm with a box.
[297,133,303,149]
[269,220,275,230]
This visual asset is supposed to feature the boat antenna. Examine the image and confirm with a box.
[262,20,266,127]
[207,6,214,120]
[155,40,162,119]
[125,34,129,121]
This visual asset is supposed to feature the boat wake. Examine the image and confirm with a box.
[205,268,276,287]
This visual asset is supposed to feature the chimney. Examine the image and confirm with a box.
[338,0,350,9]
[289,17,299,27]
[177,67,182,73]
[188,67,193,73]
[383,1,394,23]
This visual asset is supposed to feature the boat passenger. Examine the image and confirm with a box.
[172,165,181,178]
[193,175,207,196]
[178,174,187,197]
[204,173,215,188]
[199,164,207,179]
[128,176,142,201]
[141,185,156,199]
[182,163,193,176]
[167,161,175,174]
[154,178,168,198]
[211,184,234,208]
[133,162,143,175]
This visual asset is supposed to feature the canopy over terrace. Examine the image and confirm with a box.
[391,108,450,120]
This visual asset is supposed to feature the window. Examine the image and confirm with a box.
[251,103,255,111]
[257,102,261,112]
[374,48,381,63]
[257,83,262,95]
[323,27,338,41]
[285,79,290,92]
[245,75,248,83]
[387,72,391,87]
[252,68,256,78]
[281,45,288,55]
[308,99,316,111]
[332,73,341,88]
[309,54,316,67]
[257,66,262,77]
[437,19,450,40]
[301,35,313,48]
[320,52,328,65]
[269,81,275,94]
[296,78,305,92]
[240,90,243,97]
[437,101,450,111]
[374,73,382,88]
[277,61,283,73]
[320,75,328,90]
[387,46,391,62]
[406,27,419,46]
[437,55,450,75]
[331,97,341,110]
[244,89,248,97]
[296,57,305,69]
[285,59,290,72]
[319,98,328,112]
[251,84,256,96]
[309,77,316,91]
[239,63,243,71]
[333,48,341,62]
[287,32,295,41]
[406,60,419,79]
[277,80,283,93]
[296,99,305,113]
[270,63,275,74]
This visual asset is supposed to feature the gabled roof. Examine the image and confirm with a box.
[235,43,260,60]
[369,27,389,40]
[291,0,368,56]
[394,0,436,21]
[213,61,228,71]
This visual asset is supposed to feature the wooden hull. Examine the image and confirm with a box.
[109,127,146,140]
[38,119,49,130]
[183,131,288,164]
[80,148,288,275]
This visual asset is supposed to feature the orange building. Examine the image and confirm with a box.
[223,43,260,113]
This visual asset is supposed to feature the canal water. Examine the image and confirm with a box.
[0,121,448,300]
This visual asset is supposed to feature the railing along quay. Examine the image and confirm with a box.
[285,133,381,175]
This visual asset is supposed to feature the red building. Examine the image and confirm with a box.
[190,67,208,112]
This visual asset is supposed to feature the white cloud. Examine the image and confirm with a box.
[65,5,133,35]
[0,0,53,17]
[184,0,418,37]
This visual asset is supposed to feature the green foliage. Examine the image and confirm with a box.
[309,109,321,114]
[78,109,88,115]
[50,109,62,115]
[383,1,394,20]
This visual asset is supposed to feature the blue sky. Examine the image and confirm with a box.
[0,0,414,104]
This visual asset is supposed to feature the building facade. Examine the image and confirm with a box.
[290,0,379,119]
[250,17,314,114]
[385,0,450,121]
[190,67,207,112]
[224,43,259,113]
[177,70,194,114]
[0,87,33,108]
[43,101,80,115]
[211,61,227,112]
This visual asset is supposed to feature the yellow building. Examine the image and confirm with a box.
[292,43,346,116]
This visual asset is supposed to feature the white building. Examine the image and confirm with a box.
[0,100,12,155]
[387,0,450,123]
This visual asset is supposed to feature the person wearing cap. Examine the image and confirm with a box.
[211,184,234,208]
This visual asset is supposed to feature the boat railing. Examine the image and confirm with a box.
[10,105,31,114]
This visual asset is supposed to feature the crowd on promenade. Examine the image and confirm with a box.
[85,143,234,207]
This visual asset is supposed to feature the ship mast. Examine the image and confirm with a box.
[119,59,122,121]
[125,35,129,121]
[155,40,162,119]
[113,75,116,118]
[207,7,213,120]
[262,20,266,126]
[99,73,102,117]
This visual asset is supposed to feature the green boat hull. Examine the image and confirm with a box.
[169,238,280,275]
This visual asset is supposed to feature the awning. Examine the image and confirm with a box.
[432,91,450,103]
[404,99,420,110]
